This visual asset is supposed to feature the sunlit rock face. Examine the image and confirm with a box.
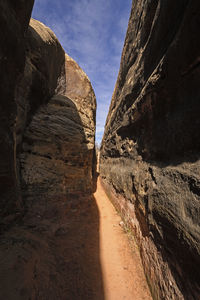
[20,19,96,209]
[0,3,98,298]
[100,0,200,299]
[0,4,96,226]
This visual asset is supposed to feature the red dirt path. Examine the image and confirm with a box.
[94,178,152,300]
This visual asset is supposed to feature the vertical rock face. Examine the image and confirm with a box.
[0,3,98,299]
[0,0,34,228]
[0,12,96,225]
[20,19,96,210]
[100,1,200,299]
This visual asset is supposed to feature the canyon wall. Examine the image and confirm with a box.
[0,2,96,229]
[20,19,96,215]
[0,2,99,299]
[0,0,34,230]
[100,1,200,299]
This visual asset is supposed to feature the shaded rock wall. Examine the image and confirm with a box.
[0,0,34,228]
[100,1,200,299]
[0,10,96,227]
[0,2,99,299]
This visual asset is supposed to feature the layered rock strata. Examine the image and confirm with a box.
[100,1,200,299]
[0,2,99,298]
[20,19,96,209]
[0,13,96,226]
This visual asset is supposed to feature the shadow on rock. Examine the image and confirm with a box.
[0,13,103,298]
[0,95,104,300]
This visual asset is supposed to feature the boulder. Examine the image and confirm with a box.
[100,1,200,299]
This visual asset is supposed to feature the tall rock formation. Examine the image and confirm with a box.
[0,2,99,299]
[0,0,34,230]
[0,6,96,228]
[100,1,200,299]
[20,19,96,211]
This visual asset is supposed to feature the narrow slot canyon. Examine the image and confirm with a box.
[0,1,200,300]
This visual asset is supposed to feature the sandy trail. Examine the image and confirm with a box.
[0,177,152,300]
[94,178,152,300]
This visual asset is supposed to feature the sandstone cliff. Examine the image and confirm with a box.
[0,9,96,228]
[0,2,100,299]
[100,1,200,299]
[20,19,96,210]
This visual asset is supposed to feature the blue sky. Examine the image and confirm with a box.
[32,0,132,145]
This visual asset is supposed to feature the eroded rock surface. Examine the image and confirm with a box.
[20,19,96,208]
[0,0,34,230]
[100,1,200,299]
[0,3,99,299]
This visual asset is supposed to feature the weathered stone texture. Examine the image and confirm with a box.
[0,0,34,228]
[0,4,97,298]
[0,12,96,225]
[100,1,200,299]
[19,19,96,207]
